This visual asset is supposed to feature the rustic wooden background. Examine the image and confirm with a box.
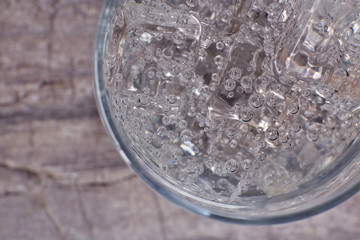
[0,1,359,239]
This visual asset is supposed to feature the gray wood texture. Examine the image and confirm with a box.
[0,1,359,239]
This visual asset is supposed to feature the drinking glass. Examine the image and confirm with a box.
[94,0,360,224]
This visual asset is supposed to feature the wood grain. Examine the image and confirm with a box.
[0,1,359,239]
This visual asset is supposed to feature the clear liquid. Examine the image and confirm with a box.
[104,0,360,203]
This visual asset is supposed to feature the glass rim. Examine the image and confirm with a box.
[93,0,360,224]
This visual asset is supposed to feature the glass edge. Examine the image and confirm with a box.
[93,0,360,225]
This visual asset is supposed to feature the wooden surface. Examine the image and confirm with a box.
[0,1,359,239]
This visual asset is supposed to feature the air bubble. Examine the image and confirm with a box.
[240,76,252,89]
[288,102,299,114]
[219,10,233,23]
[279,133,289,143]
[266,93,277,107]
[265,127,278,141]
[216,41,225,50]
[301,89,312,98]
[227,92,234,98]
[223,37,233,46]
[162,48,174,59]
[257,152,266,161]
[224,79,236,91]
[188,107,196,117]
[142,87,151,95]
[177,16,188,26]
[292,123,301,132]
[185,0,198,8]
[236,152,244,159]
[179,120,188,129]
[230,140,238,148]
[211,73,220,82]
[249,93,265,108]
[236,86,244,94]
[225,128,235,137]
[113,73,123,83]
[240,124,249,133]
[166,95,177,104]
[247,132,255,140]
[242,159,252,171]
[205,159,215,168]
[173,30,186,44]
[282,141,293,150]
[214,55,225,65]
[139,95,149,105]
[157,126,167,137]
[229,67,242,80]
[307,131,318,141]
[180,130,193,142]
[239,108,254,122]
[225,159,239,173]
[300,100,310,111]
[341,121,352,129]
